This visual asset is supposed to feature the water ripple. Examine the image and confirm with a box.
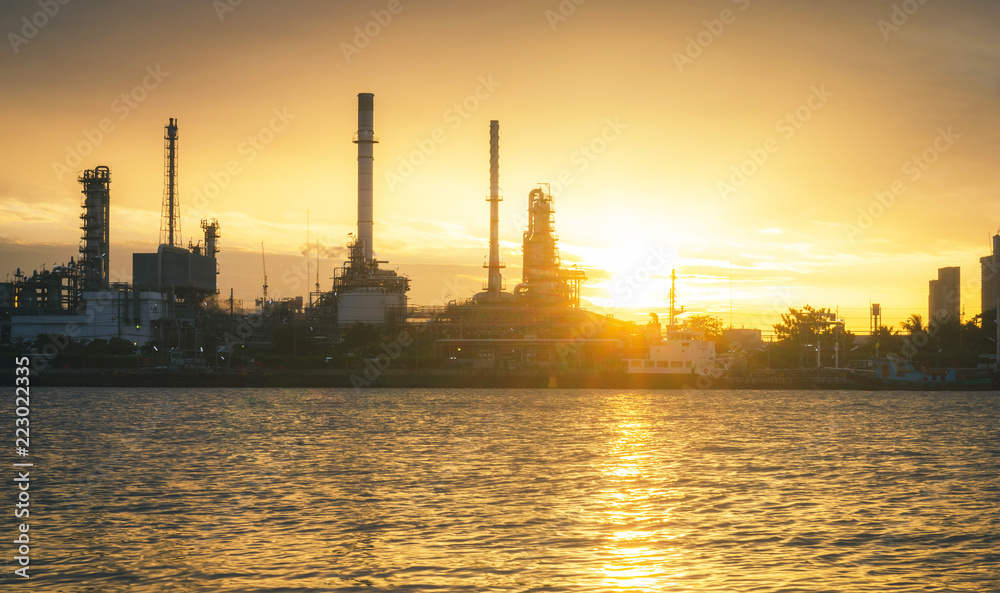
[18,388,1000,592]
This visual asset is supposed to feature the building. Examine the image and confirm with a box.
[2,121,224,354]
[5,288,169,346]
[929,266,960,324]
[723,327,762,351]
[980,233,1000,315]
[0,166,171,347]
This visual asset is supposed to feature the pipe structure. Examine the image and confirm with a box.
[354,93,377,264]
[79,166,111,289]
[486,120,503,301]
[201,218,220,256]
[518,185,586,306]
[522,187,558,298]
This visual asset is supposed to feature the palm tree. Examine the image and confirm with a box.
[900,313,925,335]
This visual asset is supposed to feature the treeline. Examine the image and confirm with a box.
[759,306,995,369]
[689,305,996,369]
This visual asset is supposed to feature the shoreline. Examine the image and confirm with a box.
[8,367,995,390]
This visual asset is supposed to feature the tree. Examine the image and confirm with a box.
[869,324,900,357]
[773,305,837,343]
[683,314,723,341]
[900,313,924,335]
[772,305,839,368]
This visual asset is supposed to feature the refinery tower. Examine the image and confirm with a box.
[473,120,513,303]
[316,93,409,325]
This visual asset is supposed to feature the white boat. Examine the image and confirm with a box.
[624,314,722,377]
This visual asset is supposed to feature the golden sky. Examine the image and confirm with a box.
[2,0,999,334]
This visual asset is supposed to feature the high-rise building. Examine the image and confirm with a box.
[929,266,960,324]
[980,233,1000,315]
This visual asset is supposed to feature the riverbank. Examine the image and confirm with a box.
[1,367,895,390]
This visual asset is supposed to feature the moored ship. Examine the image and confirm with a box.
[849,357,993,390]
[624,313,724,378]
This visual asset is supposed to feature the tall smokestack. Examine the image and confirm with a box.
[354,93,377,264]
[486,120,503,300]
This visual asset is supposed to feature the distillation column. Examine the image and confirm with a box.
[79,165,111,289]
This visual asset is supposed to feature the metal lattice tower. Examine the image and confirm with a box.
[159,118,181,247]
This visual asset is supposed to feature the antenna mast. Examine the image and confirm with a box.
[668,269,684,329]
[261,242,268,302]
[306,210,310,304]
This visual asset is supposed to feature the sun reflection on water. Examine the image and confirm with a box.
[595,405,687,590]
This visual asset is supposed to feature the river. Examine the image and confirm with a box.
[15,387,1000,592]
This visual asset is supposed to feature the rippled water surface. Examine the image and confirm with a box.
[16,388,1000,591]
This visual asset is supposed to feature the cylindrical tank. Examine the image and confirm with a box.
[337,289,406,324]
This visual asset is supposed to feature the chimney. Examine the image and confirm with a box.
[354,93,377,264]
[486,120,503,300]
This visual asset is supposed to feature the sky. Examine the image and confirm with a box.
[1,0,999,335]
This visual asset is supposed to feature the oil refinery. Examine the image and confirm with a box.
[0,115,223,355]
[0,91,717,385]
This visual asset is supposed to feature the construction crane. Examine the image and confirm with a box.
[261,242,268,303]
